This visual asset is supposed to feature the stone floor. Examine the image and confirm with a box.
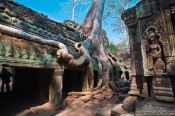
[1,78,175,116]
[135,98,175,116]
[111,98,175,116]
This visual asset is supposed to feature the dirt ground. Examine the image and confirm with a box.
[0,91,119,116]
[0,78,119,116]
[56,96,118,116]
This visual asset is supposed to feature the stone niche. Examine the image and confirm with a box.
[122,0,175,102]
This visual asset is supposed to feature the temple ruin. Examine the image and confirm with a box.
[1,0,175,115]
[112,0,175,115]
[0,0,100,115]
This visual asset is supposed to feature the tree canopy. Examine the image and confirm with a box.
[64,0,140,35]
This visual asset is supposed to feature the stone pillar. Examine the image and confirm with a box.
[127,25,144,96]
[120,25,145,112]
[49,68,64,105]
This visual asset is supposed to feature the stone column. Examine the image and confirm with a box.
[122,25,144,112]
[49,68,64,105]
[127,25,144,96]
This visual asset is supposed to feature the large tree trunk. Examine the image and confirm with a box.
[81,0,114,90]
[58,0,114,93]
[65,0,117,93]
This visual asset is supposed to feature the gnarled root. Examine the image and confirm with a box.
[57,42,94,91]
[57,42,91,66]
[56,39,118,105]
[66,83,117,104]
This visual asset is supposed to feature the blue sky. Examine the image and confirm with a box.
[15,0,138,44]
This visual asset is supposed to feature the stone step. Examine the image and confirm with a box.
[153,77,171,83]
[153,90,174,97]
[152,82,172,88]
[154,95,175,102]
[153,86,173,91]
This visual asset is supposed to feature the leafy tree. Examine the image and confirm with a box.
[61,0,134,93]
[116,38,129,51]
[107,42,118,53]
[64,0,140,34]
[63,0,91,21]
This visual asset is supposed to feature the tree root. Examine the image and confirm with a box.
[66,84,117,104]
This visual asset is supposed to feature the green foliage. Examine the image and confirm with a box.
[107,42,118,53]
[116,38,129,51]
[107,38,129,53]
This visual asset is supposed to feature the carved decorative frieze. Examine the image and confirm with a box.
[0,33,58,65]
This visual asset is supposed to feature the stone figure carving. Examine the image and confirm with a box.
[28,45,37,60]
[0,41,5,57]
[13,44,21,58]
[21,49,29,59]
[146,27,166,75]
[4,41,12,57]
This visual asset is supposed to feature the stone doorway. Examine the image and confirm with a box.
[93,71,98,88]
[62,70,99,95]
[171,13,175,33]
[0,66,53,115]
[63,69,84,94]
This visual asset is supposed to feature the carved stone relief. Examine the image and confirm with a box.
[140,16,168,76]
[145,27,166,75]
[0,34,57,65]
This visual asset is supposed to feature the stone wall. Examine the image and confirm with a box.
[122,0,175,102]
[0,0,84,67]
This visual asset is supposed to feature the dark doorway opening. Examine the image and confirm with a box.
[63,69,83,93]
[171,13,175,33]
[147,76,153,97]
[93,71,98,88]
[170,76,175,98]
[0,66,53,116]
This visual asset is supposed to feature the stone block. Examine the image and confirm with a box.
[153,90,174,97]
[154,95,175,102]
[111,104,129,116]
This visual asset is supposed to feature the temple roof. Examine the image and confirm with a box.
[0,0,82,46]
[122,0,175,26]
